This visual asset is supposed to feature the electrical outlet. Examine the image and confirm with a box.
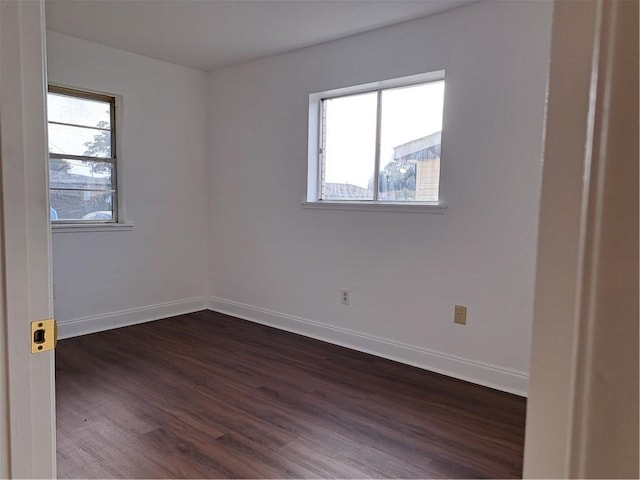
[454,305,467,325]
[341,289,350,305]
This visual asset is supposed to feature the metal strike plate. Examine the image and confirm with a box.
[31,319,57,353]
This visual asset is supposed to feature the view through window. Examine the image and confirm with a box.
[48,86,117,222]
[321,79,444,202]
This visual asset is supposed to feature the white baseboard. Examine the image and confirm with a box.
[57,297,208,339]
[208,296,529,396]
[57,295,529,396]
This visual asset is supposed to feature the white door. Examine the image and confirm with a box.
[0,0,57,477]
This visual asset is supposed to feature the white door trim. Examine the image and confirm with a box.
[0,0,56,477]
[523,0,638,477]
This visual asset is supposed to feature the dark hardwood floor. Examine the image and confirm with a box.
[56,310,526,479]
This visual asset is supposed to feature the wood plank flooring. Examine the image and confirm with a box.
[56,310,527,478]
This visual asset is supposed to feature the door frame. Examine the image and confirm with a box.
[524,0,638,477]
[0,0,56,477]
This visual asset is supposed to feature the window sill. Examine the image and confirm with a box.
[51,222,134,234]
[301,201,447,213]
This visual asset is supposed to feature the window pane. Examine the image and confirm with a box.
[50,190,114,221]
[322,92,377,200]
[379,81,444,202]
[47,93,111,129]
[49,123,112,158]
[49,158,114,190]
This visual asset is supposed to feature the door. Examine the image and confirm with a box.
[0,0,57,477]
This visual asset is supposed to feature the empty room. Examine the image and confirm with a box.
[0,0,637,479]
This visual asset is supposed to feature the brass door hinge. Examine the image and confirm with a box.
[31,319,57,353]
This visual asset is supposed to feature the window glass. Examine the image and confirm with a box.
[379,81,444,201]
[48,123,112,158]
[50,190,114,221]
[49,158,114,190]
[322,92,377,200]
[47,93,111,129]
[48,86,117,223]
[317,75,445,204]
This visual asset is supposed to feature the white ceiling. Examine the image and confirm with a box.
[45,0,474,72]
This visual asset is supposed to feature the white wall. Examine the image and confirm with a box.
[47,1,553,395]
[47,32,210,337]
[207,0,553,395]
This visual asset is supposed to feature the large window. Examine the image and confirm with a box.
[308,71,445,206]
[47,86,117,222]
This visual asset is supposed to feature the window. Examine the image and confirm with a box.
[47,86,118,223]
[307,71,445,208]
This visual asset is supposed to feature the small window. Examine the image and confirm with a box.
[308,72,445,205]
[47,86,118,223]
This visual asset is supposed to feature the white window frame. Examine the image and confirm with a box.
[48,85,132,232]
[304,71,447,213]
